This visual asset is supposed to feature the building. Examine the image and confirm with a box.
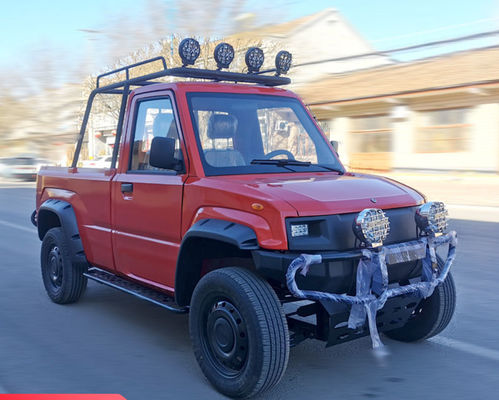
[1,83,84,164]
[298,47,499,173]
[230,8,392,87]
[5,9,499,174]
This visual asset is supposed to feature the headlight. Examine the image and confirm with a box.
[353,208,390,248]
[245,47,265,73]
[291,223,309,237]
[415,201,448,235]
[214,42,235,69]
[275,50,292,75]
[179,38,200,66]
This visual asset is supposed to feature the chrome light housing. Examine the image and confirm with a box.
[353,208,390,248]
[415,201,448,235]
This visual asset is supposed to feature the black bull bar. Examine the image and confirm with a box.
[286,231,457,349]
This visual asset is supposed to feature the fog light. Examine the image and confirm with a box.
[415,201,448,235]
[353,208,390,248]
[291,224,309,237]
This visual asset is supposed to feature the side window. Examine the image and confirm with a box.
[130,98,182,171]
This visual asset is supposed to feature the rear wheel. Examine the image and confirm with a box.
[384,257,456,342]
[189,267,289,398]
[41,227,87,304]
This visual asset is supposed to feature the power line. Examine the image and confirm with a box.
[371,17,499,43]
[291,29,499,69]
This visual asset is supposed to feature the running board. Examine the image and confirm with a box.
[84,267,188,314]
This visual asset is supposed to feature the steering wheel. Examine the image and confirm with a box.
[264,149,296,160]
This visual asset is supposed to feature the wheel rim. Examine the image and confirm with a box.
[47,245,63,290]
[201,299,249,378]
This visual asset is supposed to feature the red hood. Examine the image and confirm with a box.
[223,173,425,216]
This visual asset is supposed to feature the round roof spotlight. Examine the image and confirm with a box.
[275,50,292,75]
[353,208,390,248]
[245,47,264,73]
[179,38,200,66]
[415,201,448,235]
[214,42,235,70]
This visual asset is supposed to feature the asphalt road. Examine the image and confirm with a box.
[1,182,499,399]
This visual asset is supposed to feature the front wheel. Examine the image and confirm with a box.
[189,267,289,398]
[384,257,456,342]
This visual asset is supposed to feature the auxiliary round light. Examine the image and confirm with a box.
[275,50,292,75]
[179,38,200,66]
[415,201,448,235]
[353,208,390,248]
[214,42,235,69]
[245,47,264,73]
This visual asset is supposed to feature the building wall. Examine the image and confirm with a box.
[317,94,499,173]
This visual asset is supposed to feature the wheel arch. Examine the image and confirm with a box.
[37,199,87,265]
[175,219,259,307]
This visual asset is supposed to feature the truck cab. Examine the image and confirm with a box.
[33,40,457,399]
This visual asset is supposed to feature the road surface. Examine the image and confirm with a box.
[0,182,498,399]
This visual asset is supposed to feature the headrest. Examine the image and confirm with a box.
[207,114,238,139]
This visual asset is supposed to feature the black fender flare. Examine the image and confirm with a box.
[174,219,259,306]
[37,199,87,265]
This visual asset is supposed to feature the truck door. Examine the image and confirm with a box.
[111,92,186,292]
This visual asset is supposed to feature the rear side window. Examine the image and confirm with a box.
[129,97,183,171]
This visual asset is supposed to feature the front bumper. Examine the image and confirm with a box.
[253,231,457,348]
[284,231,457,348]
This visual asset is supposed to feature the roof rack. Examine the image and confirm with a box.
[73,40,293,169]
[95,55,290,94]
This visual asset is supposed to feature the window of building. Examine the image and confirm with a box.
[349,114,392,153]
[416,107,471,153]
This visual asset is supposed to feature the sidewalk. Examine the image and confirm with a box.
[383,172,499,208]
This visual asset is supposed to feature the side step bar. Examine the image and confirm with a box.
[84,267,188,314]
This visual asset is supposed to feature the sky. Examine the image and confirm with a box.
[1,0,499,85]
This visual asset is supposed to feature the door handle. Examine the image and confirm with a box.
[121,183,133,193]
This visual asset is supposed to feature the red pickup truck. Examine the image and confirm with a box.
[33,41,457,398]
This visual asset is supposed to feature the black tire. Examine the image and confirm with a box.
[189,267,289,398]
[41,227,87,304]
[384,257,456,342]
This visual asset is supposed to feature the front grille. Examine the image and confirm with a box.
[286,206,419,251]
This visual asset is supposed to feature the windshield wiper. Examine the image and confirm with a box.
[251,159,311,167]
[314,164,345,174]
[250,159,344,174]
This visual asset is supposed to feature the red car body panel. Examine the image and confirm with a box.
[36,81,425,294]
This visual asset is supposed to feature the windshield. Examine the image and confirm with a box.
[188,93,343,176]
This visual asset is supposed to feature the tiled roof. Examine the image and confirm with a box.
[297,46,499,104]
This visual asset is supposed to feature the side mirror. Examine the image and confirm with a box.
[330,140,339,153]
[149,137,176,170]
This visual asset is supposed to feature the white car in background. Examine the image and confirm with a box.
[0,157,49,181]
[81,155,113,168]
